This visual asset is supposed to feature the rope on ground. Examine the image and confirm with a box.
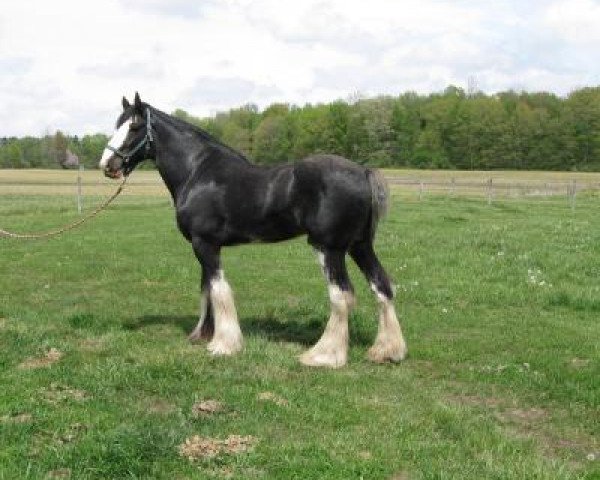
[0,177,127,240]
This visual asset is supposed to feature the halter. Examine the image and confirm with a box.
[106,108,154,164]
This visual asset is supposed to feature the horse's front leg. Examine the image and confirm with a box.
[188,274,214,342]
[191,238,243,355]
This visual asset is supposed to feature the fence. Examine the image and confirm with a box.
[386,175,600,209]
[2,169,600,212]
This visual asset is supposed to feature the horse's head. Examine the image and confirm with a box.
[99,92,153,179]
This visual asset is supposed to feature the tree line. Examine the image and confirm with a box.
[2,86,600,171]
[0,131,108,170]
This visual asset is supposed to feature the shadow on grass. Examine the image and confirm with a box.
[123,315,197,334]
[125,312,372,346]
[245,315,323,346]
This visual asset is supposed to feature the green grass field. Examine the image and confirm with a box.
[1,172,599,479]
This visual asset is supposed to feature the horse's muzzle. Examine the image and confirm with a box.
[103,167,123,179]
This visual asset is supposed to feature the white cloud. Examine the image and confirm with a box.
[0,0,598,136]
[545,0,600,43]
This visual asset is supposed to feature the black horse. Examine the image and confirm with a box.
[100,93,407,368]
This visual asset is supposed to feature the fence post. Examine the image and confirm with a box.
[570,179,577,212]
[450,177,455,198]
[487,178,493,205]
[419,180,424,201]
[77,164,84,214]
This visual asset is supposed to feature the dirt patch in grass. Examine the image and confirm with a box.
[31,423,87,457]
[78,337,106,352]
[452,395,548,427]
[55,423,87,445]
[141,397,177,415]
[447,394,506,409]
[569,357,590,369]
[179,435,258,461]
[495,407,548,423]
[446,393,598,466]
[388,472,411,480]
[257,391,289,407]
[1,413,33,424]
[209,466,234,478]
[357,450,372,460]
[42,383,89,404]
[191,399,226,417]
[448,393,548,430]
[46,468,71,479]
[539,435,599,469]
[18,348,63,369]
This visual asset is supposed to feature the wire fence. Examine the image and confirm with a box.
[386,175,600,209]
[2,169,600,212]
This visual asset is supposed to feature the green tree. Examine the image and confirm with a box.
[79,134,109,169]
[565,87,600,170]
[288,104,332,159]
[252,104,293,164]
[0,140,24,168]
[52,131,68,167]
[3,85,600,171]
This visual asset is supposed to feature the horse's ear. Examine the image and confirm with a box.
[134,92,143,113]
[122,96,130,110]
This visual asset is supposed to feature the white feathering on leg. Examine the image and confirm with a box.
[368,285,407,363]
[207,271,243,355]
[300,284,350,368]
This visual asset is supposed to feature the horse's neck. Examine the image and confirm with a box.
[153,117,208,202]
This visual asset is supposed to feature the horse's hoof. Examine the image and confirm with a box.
[207,339,243,356]
[299,350,347,368]
[367,341,407,363]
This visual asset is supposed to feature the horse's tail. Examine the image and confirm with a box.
[366,168,389,241]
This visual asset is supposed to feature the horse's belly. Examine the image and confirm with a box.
[223,211,303,244]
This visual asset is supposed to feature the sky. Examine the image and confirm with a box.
[1,0,599,136]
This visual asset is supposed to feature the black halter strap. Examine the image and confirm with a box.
[107,108,153,162]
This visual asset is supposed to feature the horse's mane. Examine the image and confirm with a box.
[149,106,250,162]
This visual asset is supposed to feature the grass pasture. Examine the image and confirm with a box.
[1,169,599,479]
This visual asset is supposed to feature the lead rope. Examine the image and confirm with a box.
[0,176,128,239]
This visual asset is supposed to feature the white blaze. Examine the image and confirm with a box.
[99,118,132,168]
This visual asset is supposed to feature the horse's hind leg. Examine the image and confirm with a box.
[188,272,214,342]
[300,249,354,368]
[191,238,243,355]
[350,241,407,362]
